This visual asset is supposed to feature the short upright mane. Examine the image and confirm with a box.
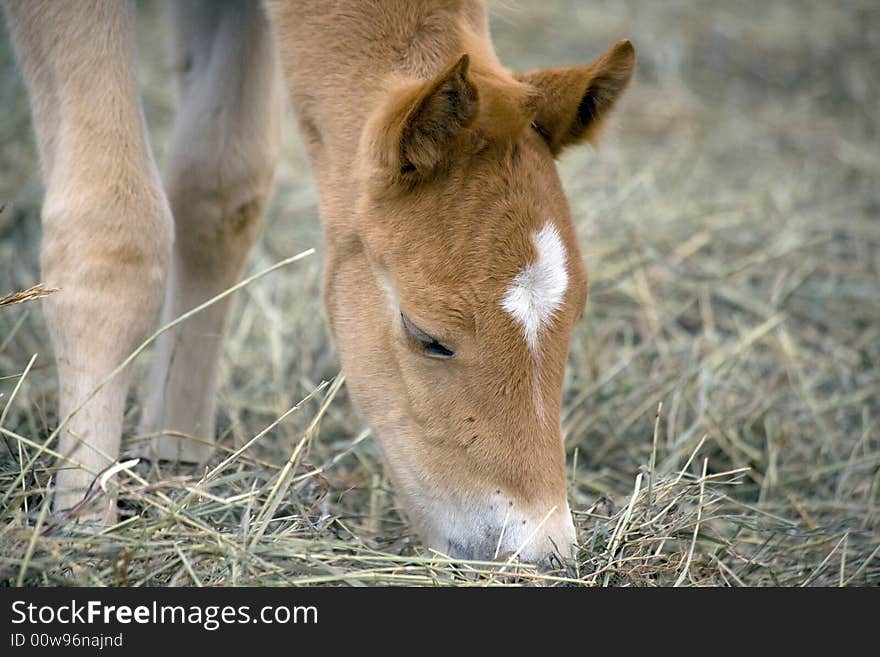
[468,60,539,144]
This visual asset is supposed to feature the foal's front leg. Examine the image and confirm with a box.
[139,0,283,463]
[3,0,173,520]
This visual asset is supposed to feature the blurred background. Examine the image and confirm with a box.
[1,1,878,585]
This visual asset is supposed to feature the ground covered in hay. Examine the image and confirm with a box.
[1,1,878,586]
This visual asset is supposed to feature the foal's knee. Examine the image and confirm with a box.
[166,137,278,274]
[41,171,173,347]
[164,0,282,272]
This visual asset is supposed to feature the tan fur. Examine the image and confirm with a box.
[266,0,634,563]
[138,0,284,463]
[4,0,174,521]
[4,0,633,564]
[3,0,282,516]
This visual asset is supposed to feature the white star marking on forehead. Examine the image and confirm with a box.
[501,222,569,350]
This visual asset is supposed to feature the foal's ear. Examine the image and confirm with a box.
[517,39,635,156]
[374,54,478,178]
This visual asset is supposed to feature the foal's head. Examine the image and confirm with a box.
[326,40,635,566]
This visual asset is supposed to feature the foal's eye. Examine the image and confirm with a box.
[400,313,455,359]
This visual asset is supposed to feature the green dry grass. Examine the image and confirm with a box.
[1,0,878,586]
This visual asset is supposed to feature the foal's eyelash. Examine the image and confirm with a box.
[400,313,455,358]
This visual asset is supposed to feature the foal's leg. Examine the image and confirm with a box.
[139,0,283,462]
[3,0,173,519]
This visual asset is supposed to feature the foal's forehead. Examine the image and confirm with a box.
[382,135,581,337]
[500,221,570,350]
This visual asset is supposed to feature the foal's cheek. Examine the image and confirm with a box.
[324,251,430,441]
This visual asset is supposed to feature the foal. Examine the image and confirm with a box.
[4,0,634,566]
